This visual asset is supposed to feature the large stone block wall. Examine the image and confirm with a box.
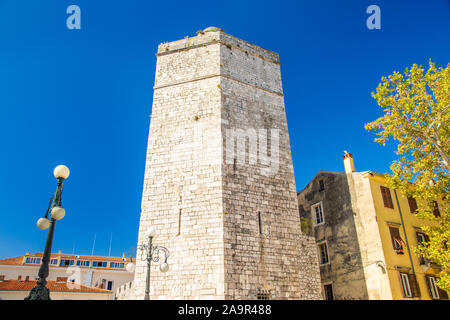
[134,28,321,300]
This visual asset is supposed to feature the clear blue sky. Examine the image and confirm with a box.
[0,0,449,259]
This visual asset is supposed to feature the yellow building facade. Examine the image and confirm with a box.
[368,172,447,300]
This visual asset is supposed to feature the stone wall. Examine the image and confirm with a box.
[298,171,369,299]
[134,27,322,300]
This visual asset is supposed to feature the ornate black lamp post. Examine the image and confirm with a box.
[138,226,170,300]
[25,165,70,300]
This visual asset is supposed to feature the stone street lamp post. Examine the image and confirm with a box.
[25,165,70,300]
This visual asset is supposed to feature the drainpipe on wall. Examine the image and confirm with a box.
[393,190,415,275]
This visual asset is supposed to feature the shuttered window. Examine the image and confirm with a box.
[398,273,419,298]
[408,274,421,297]
[426,276,440,299]
[389,226,404,252]
[416,232,430,246]
[399,273,412,297]
[438,287,449,300]
[426,276,449,300]
[408,197,418,214]
[380,186,394,209]
[432,201,440,217]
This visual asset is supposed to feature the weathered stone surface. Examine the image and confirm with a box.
[298,170,393,300]
[131,28,322,300]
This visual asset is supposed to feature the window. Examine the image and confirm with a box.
[427,276,440,299]
[416,232,429,246]
[399,273,420,298]
[380,186,394,209]
[318,242,329,265]
[256,290,271,300]
[389,226,404,254]
[76,260,90,267]
[400,273,412,297]
[60,260,74,267]
[110,262,125,269]
[432,201,440,217]
[93,261,107,267]
[323,284,334,300]
[408,197,418,214]
[311,203,324,226]
[25,257,41,264]
[49,259,58,265]
[319,180,325,192]
[426,276,449,300]
[107,280,113,291]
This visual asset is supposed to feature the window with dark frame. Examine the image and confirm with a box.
[318,242,329,265]
[93,261,107,267]
[426,276,449,300]
[389,226,404,253]
[25,258,41,265]
[324,284,334,300]
[416,231,429,246]
[399,273,420,298]
[319,180,325,192]
[408,197,418,214]
[60,259,74,266]
[432,201,440,217]
[380,186,394,209]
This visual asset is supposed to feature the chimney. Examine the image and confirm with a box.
[25,276,29,282]
[343,151,355,173]
[122,252,126,259]
[18,275,22,281]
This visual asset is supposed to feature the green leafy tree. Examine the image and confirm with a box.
[365,61,450,292]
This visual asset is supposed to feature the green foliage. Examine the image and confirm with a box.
[365,61,450,292]
[300,216,312,234]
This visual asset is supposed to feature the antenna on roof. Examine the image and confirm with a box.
[72,241,76,255]
[108,233,113,257]
[91,233,96,256]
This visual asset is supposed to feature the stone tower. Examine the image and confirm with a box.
[133,27,322,299]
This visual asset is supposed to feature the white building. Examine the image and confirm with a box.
[0,251,135,299]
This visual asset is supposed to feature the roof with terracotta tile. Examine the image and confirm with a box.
[0,279,111,293]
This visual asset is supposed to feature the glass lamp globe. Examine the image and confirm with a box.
[126,262,136,273]
[51,206,65,220]
[37,217,50,230]
[145,226,156,238]
[53,165,70,180]
[160,262,169,273]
